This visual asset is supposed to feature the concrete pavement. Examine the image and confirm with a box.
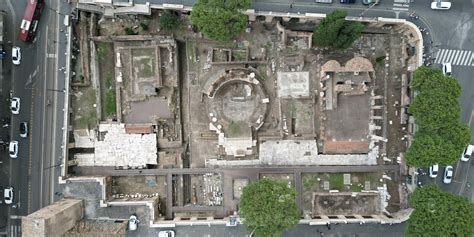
[127,222,406,237]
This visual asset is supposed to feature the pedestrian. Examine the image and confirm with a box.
[326,223,331,230]
[290,3,293,8]
[320,232,324,236]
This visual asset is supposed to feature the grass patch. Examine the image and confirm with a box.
[105,73,116,116]
[97,42,109,61]
[226,121,247,137]
[351,185,363,192]
[329,173,344,191]
[303,175,317,190]
[232,50,246,61]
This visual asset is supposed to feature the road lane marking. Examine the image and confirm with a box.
[28,89,35,214]
[392,7,409,11]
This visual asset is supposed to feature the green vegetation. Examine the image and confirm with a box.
[96,42,108,61]
[303,175,317,190]
[140,22,149,31]
[105,74,116,116]
[160,10,180,30]
[329,173,344,190]
[226,121,247,137]
[375,56,385,67]
[190,0,250,41]
[406,66,470,167]
[124,27,137,35]
[312,10,364,49]
[406,185,474,237]
[239,179,299,237]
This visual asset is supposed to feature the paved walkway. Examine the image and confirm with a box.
[75,165,399,217]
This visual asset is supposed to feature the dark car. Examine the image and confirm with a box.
[341,0,356,3]
[20,122,28,138]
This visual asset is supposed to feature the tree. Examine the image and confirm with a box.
[405,125,470,167]
[190,0,251,41]
[312,10,364,49]
[160,10,180,31]
[406,67,470,166]
[408,91,460,129]
[406,185,474,237]
[410,66,461,98]
[239,179,299,237]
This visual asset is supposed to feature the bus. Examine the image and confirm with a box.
[18,0,44,42]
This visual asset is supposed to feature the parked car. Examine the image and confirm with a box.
[340,0,356,3]
[429,164,439,178]
[12,47,21,65]
[4,187,14,205]
[442,62,452,76]
[9,141,18,159]
[10,97,20,114]
[19,122,28,138]
[431,1,451,10]
[129,214,140,231]
[443,166,453,184]
[158,230,175,237]
[460,145,473,162]
[362,0,379,5]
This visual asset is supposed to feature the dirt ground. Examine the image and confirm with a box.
[301,172,383,213]
[83,12,412,219]
[112,175,167,196]
[71,86,97,129]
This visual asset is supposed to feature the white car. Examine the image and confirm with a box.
[12,47,21,65]
[4,187,14,205]
[429,164,439,178]
[443,166,453,184]
[129,214,140,231]
[460,145,473,162]
[9,141,18,159]
[10,97,20,114]
[442,62,452,76]
[431,1,451,10]
[158,230,175,237]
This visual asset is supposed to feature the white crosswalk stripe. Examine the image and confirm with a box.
[10,225,21,237]
[434,48,474,66]
[392,0,410,11]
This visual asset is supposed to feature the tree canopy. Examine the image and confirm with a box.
[406,67,470,167]
[239,179,299,237]
[190,0,251,41]
[160,10,180,30]
[406,185,474,237]
[408,91,460,129]
[312,10,364,49]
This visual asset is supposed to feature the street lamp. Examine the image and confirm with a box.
[47,88,66,93]
[46,6,65,16]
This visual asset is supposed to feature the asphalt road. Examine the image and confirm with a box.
[411,0,474,202]
[0,0,70,235]
[128,222,406,237]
